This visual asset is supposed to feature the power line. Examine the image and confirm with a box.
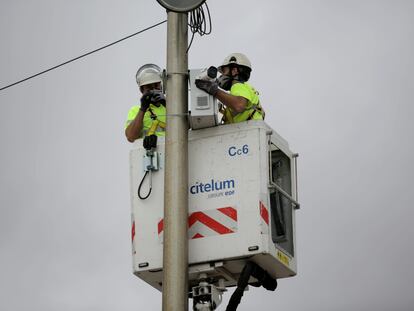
[0,20,167,92]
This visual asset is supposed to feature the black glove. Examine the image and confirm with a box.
[143,134,158,150]
[140,90,154,112]
[151,90,166,105]
[195,79,219,96]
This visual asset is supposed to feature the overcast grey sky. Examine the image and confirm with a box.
[1,1,414,310]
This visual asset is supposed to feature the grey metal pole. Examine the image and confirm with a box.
[163,11,189,311]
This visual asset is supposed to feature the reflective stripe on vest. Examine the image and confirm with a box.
[223,102,265,124]
[222,82,265,124]
[147,119,166,136]
[145,107,166,136]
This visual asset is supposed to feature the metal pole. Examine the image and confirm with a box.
[163,11,189,311]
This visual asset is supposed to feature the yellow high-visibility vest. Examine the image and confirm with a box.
[125,103,166,137]
[222,82,265,124]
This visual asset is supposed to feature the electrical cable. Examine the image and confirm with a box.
[138,170,152,200]
[0,20,167,92]
[187,2,212,52]
[226,262,277,311]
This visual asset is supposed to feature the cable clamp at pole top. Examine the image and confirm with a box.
[166,71,189,77]
[157,113,189,117]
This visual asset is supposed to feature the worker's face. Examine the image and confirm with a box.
[140,82,161,94]
[220,66,230,75]
[218,66,239,90]
[220,66,238,77]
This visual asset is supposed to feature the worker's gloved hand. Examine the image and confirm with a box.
[195,79,219,96]
[151,90,166,105]
[140,90,154,112]
[143,134,158,150]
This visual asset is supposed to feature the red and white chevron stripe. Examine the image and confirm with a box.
[131,220,136,254]
[157,206,237,240]
[260,201,269,234]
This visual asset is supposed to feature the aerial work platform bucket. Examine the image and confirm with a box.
[129,120,299,292]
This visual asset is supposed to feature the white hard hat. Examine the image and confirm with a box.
[135,64,163,87]
[136,71,162,87]
[218,53,252,73]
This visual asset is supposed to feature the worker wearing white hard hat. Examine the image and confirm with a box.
[125,64,167,143]
[195,53,265,124]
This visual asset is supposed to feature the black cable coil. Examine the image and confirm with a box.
[187,2,212,52]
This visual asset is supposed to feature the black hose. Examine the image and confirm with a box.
[226,262,254,311]
[138,171,152,200]
[226,262,277,311]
